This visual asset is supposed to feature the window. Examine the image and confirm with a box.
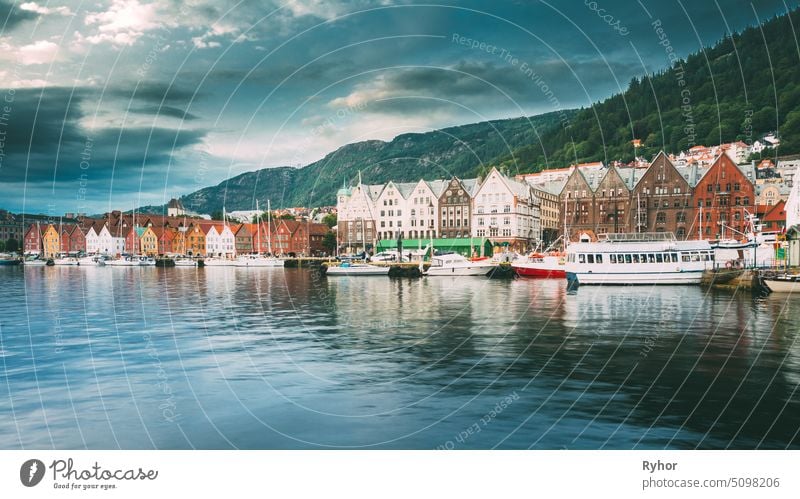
[656,212,666,224]
[624,254,632,264]
[610,254,617,264]
[596,254,603,264]
[656,254,663,263]
[707,184,713,192]
[579,254,585,264]
[587,254,594,264]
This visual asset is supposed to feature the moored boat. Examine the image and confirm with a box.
[173,257,198,267]
[763,274,800,293]
[565,232,715,285]
[512,252,566,278]
[235,254,284,267]
[325,261,389,276]
[0,254,21,266]
[424,253,495,277]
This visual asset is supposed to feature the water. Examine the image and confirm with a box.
[0,265,798,449]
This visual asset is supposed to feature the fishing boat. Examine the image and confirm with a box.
[513,252,566,278]
[22,256,48,266]
[325,261,389,276]
[565,232,715,285]
[763,274,800,293]
[424,253,495,277]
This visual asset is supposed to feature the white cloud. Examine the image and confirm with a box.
[18,40,60,65]
[82,0,160,46]
[20,2,73,16]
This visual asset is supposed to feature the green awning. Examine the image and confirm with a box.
[375,237,493,258]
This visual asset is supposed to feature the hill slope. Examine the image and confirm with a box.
[494,8,800,171]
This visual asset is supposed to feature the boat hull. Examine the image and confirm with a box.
[512,264,566,278]
[325,265,389,276]
[566,270,704,285]
[425,265,494,277]
[0,260,21,266]
[764,276,800,293]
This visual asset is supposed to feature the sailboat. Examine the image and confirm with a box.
[236,200,284,267]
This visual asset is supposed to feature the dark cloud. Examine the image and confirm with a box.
[0,87,206,212]
[129,105,200,121]
[108,82,203,105]
[0,0,38,30]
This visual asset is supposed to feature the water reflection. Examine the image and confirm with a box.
[0,266,797,449]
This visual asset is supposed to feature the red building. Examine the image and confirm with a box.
[67,225,86,254]
[762,200,787,233]
[24,224,44,254]
[691,154,755,240]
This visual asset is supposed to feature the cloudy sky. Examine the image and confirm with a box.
[0,0,796,214]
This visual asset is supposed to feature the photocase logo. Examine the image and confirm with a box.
[20,459,45,487]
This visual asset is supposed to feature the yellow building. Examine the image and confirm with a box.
[185,225,206,256]
[137,227,158,256]
[42,224,60,258]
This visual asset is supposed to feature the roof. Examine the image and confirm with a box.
[763,200,787,222]
[167,198,185,209]
[395,182,417,199]
[426,179,448,197]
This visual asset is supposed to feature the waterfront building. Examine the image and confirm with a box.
[68,225,86,254]
[185,224,206,256]
[85,223,115,255]
[560,165,597,239]
[691,154,756,239]
[761,200,787,233]
[630,152,694,239]
[471,167,540,250]
[42,224,60,258]
[202,223,236,257]
[0,210,23,250]
[336,181,378,253]
[437,177,477,239]
[234,224,254,254]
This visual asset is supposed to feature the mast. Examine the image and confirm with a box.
[267,199,273,255]
[256,200,261,255]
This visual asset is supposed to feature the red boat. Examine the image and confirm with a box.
[512,253,566,278]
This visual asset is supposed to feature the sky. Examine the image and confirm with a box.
[0,0,797,215]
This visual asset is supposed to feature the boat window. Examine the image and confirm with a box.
[609,254,617,264]
[587,254,594,264]
[632,254,639,263]
[681,253,690,262]
[625,254,632,264]
[648,254,656,263]
[639,254,647,264]
[656,253,663,263]
[596,254,603,264]
[672,253,678,263]
[578,254,585,264]
[691,252,700,262]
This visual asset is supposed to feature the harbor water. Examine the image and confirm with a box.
[0,266,798,449]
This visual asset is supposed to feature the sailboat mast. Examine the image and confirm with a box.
[267,199,273,255]
[256,200,261,255]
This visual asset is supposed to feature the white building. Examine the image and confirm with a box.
[203,224,236,257]
[471,167,540,250]
[85,224,116,255]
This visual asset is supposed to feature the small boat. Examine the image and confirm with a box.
[77,255,106,266]
[424,253,495,277]
[173,257,198,267]
[0,254,21,266]
[106,256,142,267]
[512,252,566,278]
[235,254,284,267]
[370,251,408,263]
[22,257,48,266]
[202,257,237,267]
[763,274,800,293]
[325,261,389,276]
[138,256,156,266]
[53,256,80,266]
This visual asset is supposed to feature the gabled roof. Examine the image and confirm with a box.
[395,182,417,199]
[763,200,786,222]
[425,179,448,197]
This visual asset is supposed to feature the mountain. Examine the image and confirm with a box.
[156,110,575,214]
[494,8,800,172]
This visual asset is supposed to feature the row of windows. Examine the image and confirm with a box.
[572,251,714,264]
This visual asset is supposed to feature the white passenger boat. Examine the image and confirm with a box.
[77,255,106,266]
[53,256,80,266]
[235,254,284,267]
[22,256,48,266]
[138,256,156,266]
[107,255,152,267]
[424,253,495,277]
[565,232,714,285]
[325,261,389,276]
[763,275,800,293]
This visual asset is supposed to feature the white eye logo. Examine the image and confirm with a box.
[20,459,45,487]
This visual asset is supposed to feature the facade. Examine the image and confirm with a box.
[762,200,787,232]
[691,154,755,240]
[68,225,86,254]
[185,224,206,256]
[561,167,596,239]
[530,185,561,245]
[0,211,23,250]
[42,225,60,258]
[167,198,186,217]
[437,177,475,239]
[594,165,635,236]
[235,224,253,254]
[408,179,443,240]
[202,224,236,257]
[631,152,693,239]
[471,168,540,250]
[336,182,378,253]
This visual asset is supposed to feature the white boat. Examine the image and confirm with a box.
[325,261,389,276]
[565,232,714,285]
[763,275,800,293]
[77,255,105,266]
[370,251,408,263]
[512,252,567,278]
[107,256,143,267]
[138,256,156,266]
[53,256,80,266]
[424,253,495,277]
[173,257,198,267]
[202,257,237,267]
[235,254,284,267]
[22,257,48,266]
